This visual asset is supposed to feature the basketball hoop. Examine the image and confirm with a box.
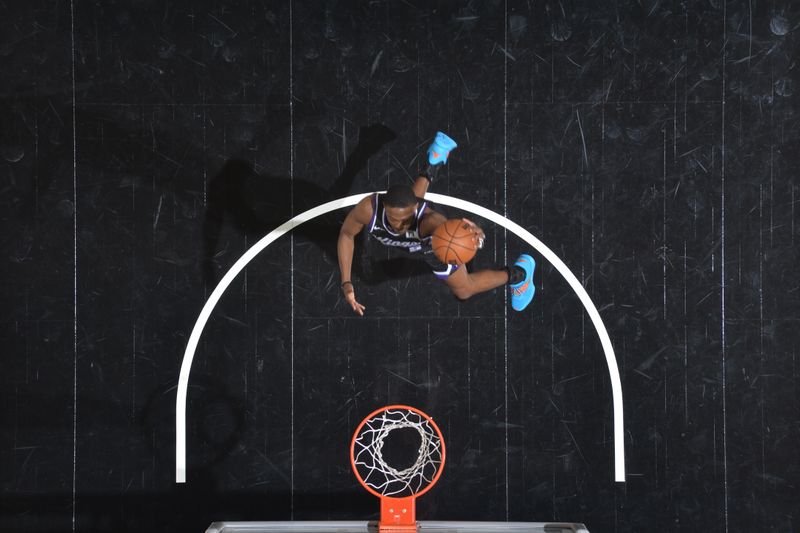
[350,405,446,531]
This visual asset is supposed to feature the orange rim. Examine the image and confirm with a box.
[349,404,446,500]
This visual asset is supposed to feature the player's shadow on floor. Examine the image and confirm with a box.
[202,124,432,288]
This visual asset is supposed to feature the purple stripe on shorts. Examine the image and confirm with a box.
[433,263,460,279]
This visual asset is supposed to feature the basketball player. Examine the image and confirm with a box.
[337,132,536,316]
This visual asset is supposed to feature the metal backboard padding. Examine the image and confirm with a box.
[205,521,590,533]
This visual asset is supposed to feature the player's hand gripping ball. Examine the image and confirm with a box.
[431,219,481,265]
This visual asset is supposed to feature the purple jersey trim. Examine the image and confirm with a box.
[417,200,428,218]
[416,200,428,237]
[368,193,379,232]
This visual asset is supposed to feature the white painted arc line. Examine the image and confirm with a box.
[175,192,371,483]
[425,193,625,482]
[175,192,625,483]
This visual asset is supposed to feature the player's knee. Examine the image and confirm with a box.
[449,285,474,300]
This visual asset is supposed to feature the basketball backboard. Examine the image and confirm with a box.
[206,521,589,533]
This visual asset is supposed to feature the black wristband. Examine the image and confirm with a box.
[341,281,353,288]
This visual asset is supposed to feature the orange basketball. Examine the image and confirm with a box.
[431,219,478,265]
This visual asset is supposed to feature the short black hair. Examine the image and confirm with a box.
[383,184,420,207]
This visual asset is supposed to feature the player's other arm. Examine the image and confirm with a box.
[418,208,447,238]
[337,197,373,315]
[420,209,486,250]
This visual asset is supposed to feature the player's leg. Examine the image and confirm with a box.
[442,265,509,300]
[437,254,537,311]
[415,131,458,197]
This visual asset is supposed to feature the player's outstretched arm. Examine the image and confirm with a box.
[418,207,447,239]
[337,197,373,316]
[460,218,485,250]
[420,212,485,252]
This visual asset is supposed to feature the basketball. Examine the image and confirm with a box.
[431,219,478,265]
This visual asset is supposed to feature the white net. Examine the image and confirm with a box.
[352,407,444,498]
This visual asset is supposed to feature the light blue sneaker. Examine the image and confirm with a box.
[510,254,536,311]
[427,131,458,165]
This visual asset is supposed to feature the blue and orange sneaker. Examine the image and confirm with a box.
[510,254,536,311]
[427,131,458,165]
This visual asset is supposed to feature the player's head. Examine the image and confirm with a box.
[383,184,420,233]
